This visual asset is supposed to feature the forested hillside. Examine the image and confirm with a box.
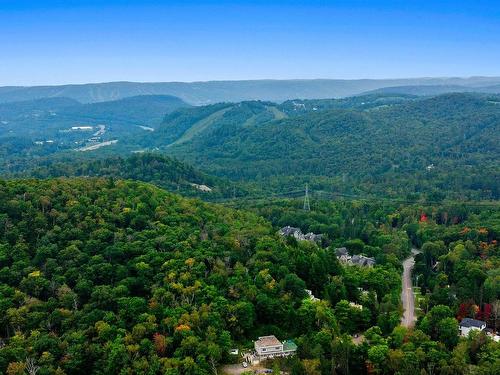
[0,95,188,139]
[154,93,500,201]
[2,93,498,202]
[0,95,189,172]
[0,178,402,374]
[3,154,236,199]
[0,178,498,374]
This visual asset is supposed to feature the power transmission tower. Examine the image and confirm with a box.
[303,183,311,211]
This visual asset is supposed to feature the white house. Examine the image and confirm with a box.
[254,336,283,357]
[459,318,486,336]
[254,335,298,359]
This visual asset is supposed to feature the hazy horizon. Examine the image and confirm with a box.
[2,75,500,88]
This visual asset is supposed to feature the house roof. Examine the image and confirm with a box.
[255,335,282,348]
[304,232,322,242]
[351,254,375,266]
[460,318,486,328]
[335,247,349,256]
[279,226,302,236]
[282,340,298,352]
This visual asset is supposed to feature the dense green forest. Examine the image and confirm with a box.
[1,154,237,199]
[154,93,499,201]
[0,89,499,374]
[2,93,499,203]
[0,178,498,374]
[0,95,189,166]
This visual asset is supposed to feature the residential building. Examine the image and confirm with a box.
[254,336,283,357]
[254,335,297,359]
[279,226,304,240]
[335,248,375,267]
[282,340,298,355]
[351,254,376,267]
[279,226,322,243]
[335,247,349,257]
[459,318,487,337]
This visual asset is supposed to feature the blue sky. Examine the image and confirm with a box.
[1,0,499,85]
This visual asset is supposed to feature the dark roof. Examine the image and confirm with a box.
[460,318,486,328]
[304,232,322,241]
[279,226,302,236]
[351,254,376,266]
[335,247,349,256]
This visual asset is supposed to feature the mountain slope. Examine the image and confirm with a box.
[0,178,273,373]
[3,77,500,104]
[0,95,190,162]
[60,95,190,127]
[361,85,500,96]
[153,93,500,200]
[7,153,234,198]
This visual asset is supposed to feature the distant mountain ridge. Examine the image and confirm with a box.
[2,77,500,105]
[361,84,500,96]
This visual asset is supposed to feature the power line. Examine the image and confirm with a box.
[210,189,500,208]
[303,183,310,211]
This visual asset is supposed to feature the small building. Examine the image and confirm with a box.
[304,232,323,242]
[279,226,304,240]
[254,335,297,359]
[351,254,376,267]
[71,126,93,131]
[336,248,375,267]
[279,226,322,243]
[282,340,298,355]
[254,336,283,358]
[459,318,486,337]
[335,247,349,257]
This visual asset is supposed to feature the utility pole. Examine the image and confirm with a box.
[303,183,311,211]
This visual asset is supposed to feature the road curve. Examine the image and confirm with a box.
[401,249,420,328]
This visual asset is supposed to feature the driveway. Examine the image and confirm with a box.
[221,364,270,375]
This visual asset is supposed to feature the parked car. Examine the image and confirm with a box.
[242,362,248,368]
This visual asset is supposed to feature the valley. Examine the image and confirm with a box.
[3,0,499,373]
[0,84,498,375]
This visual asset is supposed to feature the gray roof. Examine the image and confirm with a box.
[279,226,302,236]
[304,232,322,241]
[335,247,349,256]
[460,318,486,328]
[351,254,375,266]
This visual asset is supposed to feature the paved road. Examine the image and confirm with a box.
[401,249,420,328]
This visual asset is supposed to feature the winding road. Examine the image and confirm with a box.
[401,249,420,328]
